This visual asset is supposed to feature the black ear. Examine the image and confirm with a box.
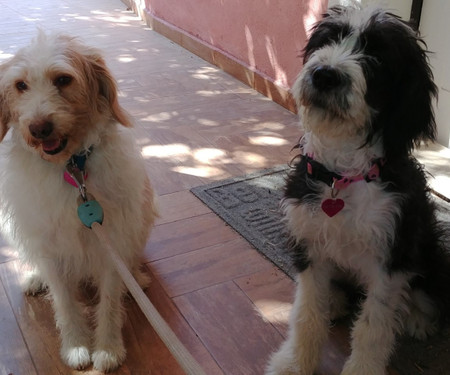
[302,6,353,64]
[366,14,438,158]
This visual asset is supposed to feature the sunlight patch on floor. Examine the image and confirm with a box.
[255,299,292,325]
[233,151,267,167]
[141,112,177,122]
[249,136,289,146]
[117,54,136,63]
[172,165,224,178]
[142,143,191,159]
[193,148,229,163]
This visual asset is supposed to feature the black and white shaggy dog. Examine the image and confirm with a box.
[267,6,450,375]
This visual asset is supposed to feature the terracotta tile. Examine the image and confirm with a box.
[213,50,255,88]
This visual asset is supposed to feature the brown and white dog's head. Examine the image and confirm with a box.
[0,31,131,164]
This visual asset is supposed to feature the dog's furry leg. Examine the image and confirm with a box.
[405,288,439,340]
[22,267,47,295]
[266,262,331,375]
[92,265,127,372]
[341,271,410,375]
[41,260,91,370]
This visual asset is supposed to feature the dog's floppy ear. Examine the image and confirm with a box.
[65,37,132,128]
[0,101,10,142]
[0,66,11,141]
[89,55,133,128]
[368,16,438,158]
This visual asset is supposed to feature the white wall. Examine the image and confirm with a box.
[327,0,412,19]
[420,1,450,147]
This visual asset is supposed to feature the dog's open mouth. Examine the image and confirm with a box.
[41,138,68,155]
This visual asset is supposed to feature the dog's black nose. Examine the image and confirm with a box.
[29,121,53,139]
[311,66,342,91]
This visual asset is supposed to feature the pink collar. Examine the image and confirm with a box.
[305,154,385,191]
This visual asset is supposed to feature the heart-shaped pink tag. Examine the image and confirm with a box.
[321,198,345,217]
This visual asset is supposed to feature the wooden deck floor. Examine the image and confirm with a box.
[0,1,402,374]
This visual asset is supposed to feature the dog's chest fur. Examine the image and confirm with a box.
[283,135,400,275]
[0,128,149,277]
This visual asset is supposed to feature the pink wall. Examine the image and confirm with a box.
[144,0,328,90]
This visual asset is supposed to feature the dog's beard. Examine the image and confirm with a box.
[295,67,372,139]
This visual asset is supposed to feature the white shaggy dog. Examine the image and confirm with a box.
[267,6,450,375]
[0,32,157,372]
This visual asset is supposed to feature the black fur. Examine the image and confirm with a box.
[287,6,450,316]
[269,7,450,375]
[303,6,438,159]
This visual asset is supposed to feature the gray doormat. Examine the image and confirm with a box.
[191,165,294,277]
[190,166,450,375]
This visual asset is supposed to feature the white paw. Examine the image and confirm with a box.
[22,269,47,295]
[405,290,438,340]
[92,348,126,372]
[266,348,309,375]
[61,345,91,370]
[405,309,438,340]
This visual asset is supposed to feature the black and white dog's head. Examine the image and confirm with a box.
[293,6,437,158]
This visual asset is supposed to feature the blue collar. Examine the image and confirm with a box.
[68,146,93,171]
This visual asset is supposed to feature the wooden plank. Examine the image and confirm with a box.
[146,212,238,261]
[0,265,37,375]
[121,265,223,375]
[174,281,284,375]
[0,261,74,375]
[154,190,211,226]
[150,237,272,297]
[234,267,295,337]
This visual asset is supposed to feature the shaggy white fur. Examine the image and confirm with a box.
[0,32,157,372]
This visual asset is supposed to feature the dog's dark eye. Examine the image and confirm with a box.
[15,81,28,92]
[54,75,73,88]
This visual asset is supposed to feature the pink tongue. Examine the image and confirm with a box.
[42,139,60,151]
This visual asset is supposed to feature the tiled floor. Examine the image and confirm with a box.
[0,1,447,375]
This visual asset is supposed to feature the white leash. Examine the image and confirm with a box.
[66,160,207,375]
[90,222,207,375]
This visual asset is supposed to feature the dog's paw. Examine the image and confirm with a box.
[405,290,439,340]
[405,308,438,340]
[92,347,126,372]
[22,269,47,295]
[61,345,91,370]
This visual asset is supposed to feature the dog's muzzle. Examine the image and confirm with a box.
[29,120,68,155]
[311,66,343,91]
[302,65,351,113]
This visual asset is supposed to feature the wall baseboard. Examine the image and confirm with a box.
[122,0,297,113]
